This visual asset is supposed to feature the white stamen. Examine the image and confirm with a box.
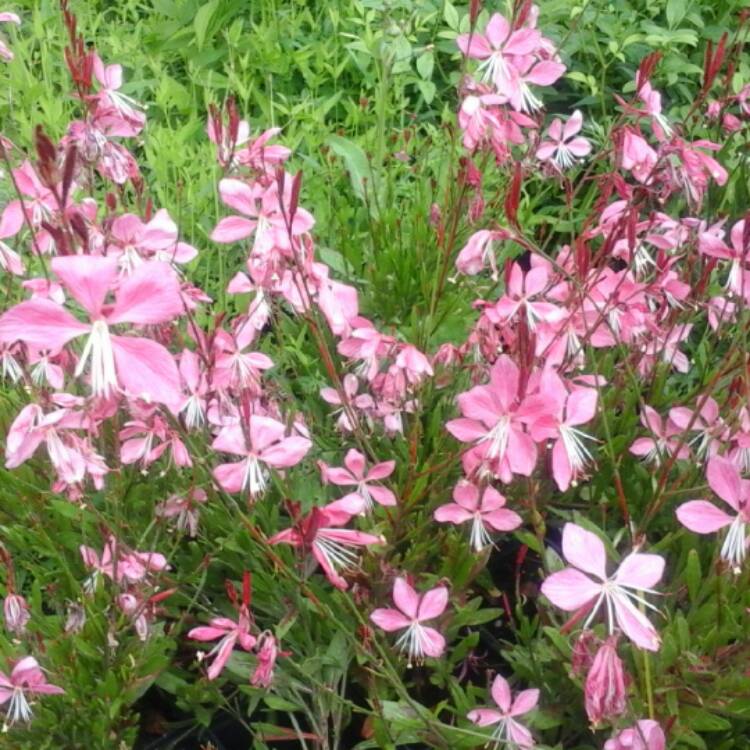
[242,455,268,496]
[483,416,511,461]
[720,516,747,574]
[75,320,118,397]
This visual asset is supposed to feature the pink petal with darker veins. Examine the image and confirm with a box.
[51,255,117,316]
[706,456,742,511]
[0,299,89,349]
[491,674,512,713]
[112,335,182,409]
[108,262,184,325]
[611,593,660,651]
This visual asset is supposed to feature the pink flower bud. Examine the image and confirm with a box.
[251,631,279,688]
[3,593,30,636]
[65,602,87,634]
[571,629,599,676]
[584,637,628,725]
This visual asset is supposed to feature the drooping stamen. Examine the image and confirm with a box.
[482,415,511,461]
[720,516,747,574]
[241,455,268,496]
[75,320,118,397]
[5,687,32,728]
[314,535,360,573]
[469,514,493,551]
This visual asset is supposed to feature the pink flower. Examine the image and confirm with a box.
[457,14,541,95]
[536,110,591,169]
[320,448,396,511]
[269,498,384,590]
[5,403,87,485]
[210,178,314,251]
[0,256,184,407]
[488,263,562,330]
[370,578,448,664]
[106,210,197,272]
[604,720,666,750]
[156,488,208,537]
[91,53,146,135]
[0,656,64,729]
[446,355,537,483]
[584,636,628,726]
[188,607,257,680]
[629,406,689,466]
[467,674,538,748]
[527,371,598,491]
[433,481,521,551]
[668,397,726,460]
[620,129,657,184]
[455,229,509,279]
[211,415,312,496]
[676,456,750,573]
[541,523,664,651]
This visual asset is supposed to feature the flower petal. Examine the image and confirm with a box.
[676,500,733,533]
[562,522,607,580]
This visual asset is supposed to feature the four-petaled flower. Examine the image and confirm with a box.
[541,523,664,651]
[319,449,396,511]
[434,481,521,551]
[188,607,257,680]
[370,577,448,664]
[467,674,539,748]
[676,456,750,573]
[269,497,384,590]
[0,656,64,730]
[536,110,591,169]
[211,415,311,497]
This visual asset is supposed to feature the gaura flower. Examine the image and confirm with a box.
[467,674,538,748]
[0,256,184,407]
[433,481,521,551]
[0,656,64,730]
[536,110,591,169]
[188,607,256,681]
[541,523,664,651]
[211,415,311,497]
[269,497,384,590]
[370,577,448,664]
[676,456,750,573]
[319,448,396,511]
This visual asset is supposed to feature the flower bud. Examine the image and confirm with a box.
[585,636,628,725]
[3,594,30,636]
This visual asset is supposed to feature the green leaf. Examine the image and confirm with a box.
[325,134,377,213]
[666,0,687,28]
[443,1,459,30]
[680,706,732,731]
[417,79,436,104]
[685,548,701,603]
[194,0,219,50]
[264,695,302,712]
[416,50,434,80]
